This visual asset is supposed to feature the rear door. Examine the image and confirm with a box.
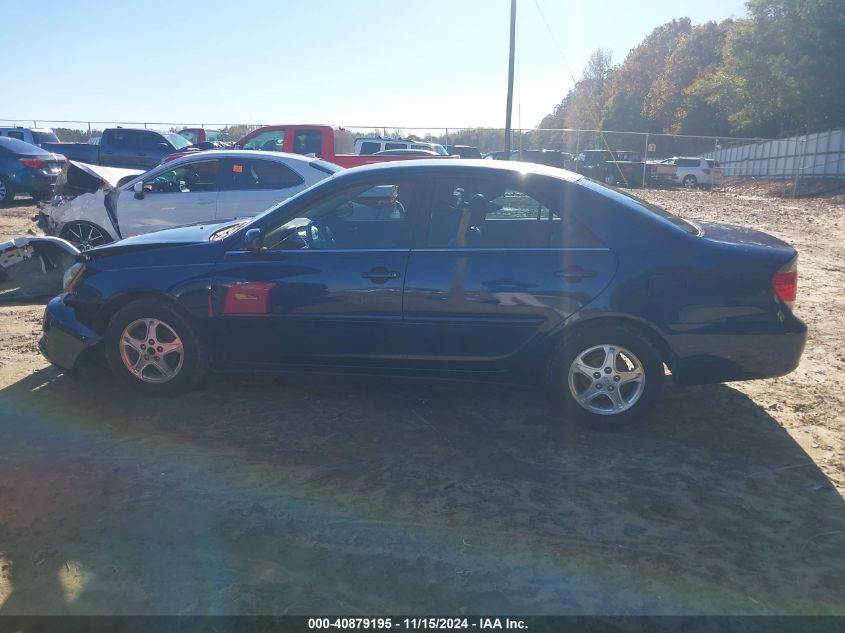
[402,173,617,372]
[117,158,219,237]
[217,157,306,221]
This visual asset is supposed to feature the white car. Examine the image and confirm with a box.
[660,156,724,188]
[355,137,448,156]
[39,151,340,249]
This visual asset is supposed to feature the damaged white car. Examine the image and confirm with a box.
[37,151,340,250]
[0,236,79,301]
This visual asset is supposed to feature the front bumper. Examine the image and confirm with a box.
[39,294,102,370]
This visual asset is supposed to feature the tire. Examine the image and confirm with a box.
[682,175,698,188]
[0,176,14,206]
[546,322,664,427]
[105,299,209,395]
[60,221,112,250]
[603,173,616,185]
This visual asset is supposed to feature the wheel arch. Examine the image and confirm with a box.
[97,291,194,333]
[554,314,676,371]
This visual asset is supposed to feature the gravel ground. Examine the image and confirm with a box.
[0,186,843,615]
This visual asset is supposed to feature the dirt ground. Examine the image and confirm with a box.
[1,185,844,615]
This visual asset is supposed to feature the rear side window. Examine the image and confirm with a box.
[385,142,405,150]
[8,131,24,140]
[106,131,138,149]
[226,159,304,190]
[676,158,700,167]
[426,177,601,249]
[293,129,322,156]
[359,141,381,155]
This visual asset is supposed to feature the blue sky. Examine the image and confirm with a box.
[1,0,747,130]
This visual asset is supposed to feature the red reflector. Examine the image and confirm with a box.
[773,271,797,305]
[18,157,47,168]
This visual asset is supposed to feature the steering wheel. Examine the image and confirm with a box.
[302,221,335,249]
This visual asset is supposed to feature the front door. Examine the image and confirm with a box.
[209,177,419,368]
[117,158,219,238]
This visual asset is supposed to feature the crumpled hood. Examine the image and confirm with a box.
[55,161,144,198]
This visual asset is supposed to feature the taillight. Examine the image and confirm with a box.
[773,258,798,309]
[18,157,47,169]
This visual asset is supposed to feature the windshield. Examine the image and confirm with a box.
[164,133,191,149]
[432,144,448,156]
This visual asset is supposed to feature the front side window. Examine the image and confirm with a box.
[139,132,166,151]
[225,159,304,190]
[261,181,415,251]
[242,130,285,151]
[8,131,24,140]
[144,159,219,194]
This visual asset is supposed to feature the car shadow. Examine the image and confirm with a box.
[0,367,843,615]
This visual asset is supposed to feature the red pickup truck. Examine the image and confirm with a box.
[163,124,452,166]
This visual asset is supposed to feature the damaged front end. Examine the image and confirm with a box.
[36,161,143,243]
[0,236,80,302]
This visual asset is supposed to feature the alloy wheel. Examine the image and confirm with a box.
[119,318,185,384]
[568,344,646,415]
[64,223,109,250]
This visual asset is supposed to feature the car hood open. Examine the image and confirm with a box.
[56,161,144,198]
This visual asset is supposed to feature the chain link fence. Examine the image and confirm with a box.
[5,118,843,185]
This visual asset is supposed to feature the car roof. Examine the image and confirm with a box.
[339,158,583,182]
[166,149,324,166]
[0,136,51,154]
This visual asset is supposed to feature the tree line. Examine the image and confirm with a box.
[538,0,845,139]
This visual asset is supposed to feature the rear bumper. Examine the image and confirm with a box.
[12,170,58,195]
[39,295,102,370]
[670,316,807,386]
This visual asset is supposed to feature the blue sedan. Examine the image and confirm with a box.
[0,137,66,204]
[40,160,806,424]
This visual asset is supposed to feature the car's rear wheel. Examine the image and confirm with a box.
[547,323,664,426]
[0,176,14,205]
[60,221,112,250]
[105,299,208,395]
[682,175,698,188]
[603,173,616,185]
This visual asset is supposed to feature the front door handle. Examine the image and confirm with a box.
[361,267,401,283]
[195,199,215,205]
[555,266,597,281]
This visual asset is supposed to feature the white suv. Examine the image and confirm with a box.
[661,156,723,188]
[355,137,448,156]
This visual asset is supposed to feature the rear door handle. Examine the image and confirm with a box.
[555,266,597,281]
[361,267,401,283]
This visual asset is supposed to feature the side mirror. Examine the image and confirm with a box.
[245,228,264,252]
[133,181,145,199]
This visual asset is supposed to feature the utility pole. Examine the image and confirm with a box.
[504,0,516,159]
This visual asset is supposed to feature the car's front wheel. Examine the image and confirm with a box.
[60,221,112,250]
[105,299,208,395]
[547,323,664,426]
